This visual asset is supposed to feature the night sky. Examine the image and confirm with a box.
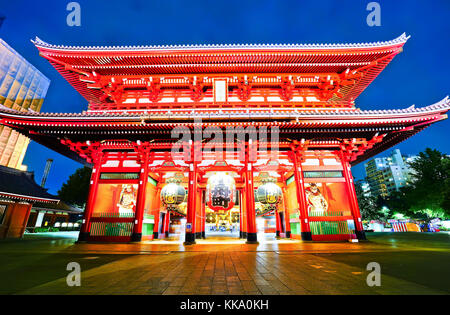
[0,0,449,194]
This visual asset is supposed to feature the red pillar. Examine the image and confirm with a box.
[275,210,281,238]
[194,187,201,239]
[201,190,206,239]
[243,189,248,238]
[131,152,150,242]
[245,162,258,244]
[78,153,103,242]
[291,151,312,240]
[153,187,162,239]
[340,151,366,240]
[282,187,291,238]
[240,187,248,238]
[163,210,170,238]
[184,163,197,244]
[161,212,166,235]
[239,189,244,238]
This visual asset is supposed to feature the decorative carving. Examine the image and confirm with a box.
[279,77,294,101]
[236,76,252,101]
[146,78,161,102]
[189,77,205,101]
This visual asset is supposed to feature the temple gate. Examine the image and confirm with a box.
[0,34,449,243]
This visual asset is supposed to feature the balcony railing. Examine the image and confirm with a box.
[310,221,354,236]
[92,212,135,218]
[308,210,352,217]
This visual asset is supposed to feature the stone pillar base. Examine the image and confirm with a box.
[356,230,367,240]
[77,231,89,242]
[301,231,312,241]
[246,232,259,244]
[130,233,142,242]
[184,232,196,245]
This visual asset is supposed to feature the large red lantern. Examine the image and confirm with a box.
[206,172,236,211]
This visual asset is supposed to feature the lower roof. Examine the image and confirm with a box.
[32,200,82,213]
[0,165,59,203]
[0,97,449,166]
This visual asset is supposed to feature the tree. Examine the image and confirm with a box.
[57,166,92,208]
[387,148,450,220]
[355,183,388,221]
[385,187,412,216]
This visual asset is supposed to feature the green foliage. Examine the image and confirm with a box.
[34,227,59,233]
[57,166,92,209]
[385,188,412,217]
[355,184,389,221]
[358,148,450,222]
[386,148,450,220]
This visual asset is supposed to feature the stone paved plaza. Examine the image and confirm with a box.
[0,232,448,295]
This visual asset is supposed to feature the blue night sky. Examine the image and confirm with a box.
[0,0,449,194]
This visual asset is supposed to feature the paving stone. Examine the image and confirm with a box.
[2,233,448,295]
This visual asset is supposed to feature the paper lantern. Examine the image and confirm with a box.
[206,172,236,211]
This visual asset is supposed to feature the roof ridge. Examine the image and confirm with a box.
[32,33,410,52]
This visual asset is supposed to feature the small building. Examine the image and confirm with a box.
[0,165,81,238]
[28,200,82,231]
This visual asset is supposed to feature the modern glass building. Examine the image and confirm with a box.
[0,39,50,170]
[364,149,417,198]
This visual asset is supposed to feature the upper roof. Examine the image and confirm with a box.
[32,34,409,106]
[32,33,409,52]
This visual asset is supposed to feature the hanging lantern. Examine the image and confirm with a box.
[161,177,186,209]
[206,172,236,211]
[256,177,282,205]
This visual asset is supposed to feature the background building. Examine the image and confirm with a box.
[355,180,371,198]
[0,165,81,239]
[0,39,50,170]
[364,149,417,198]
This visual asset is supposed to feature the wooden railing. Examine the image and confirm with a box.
[289,209,356,240]
[310,221,354,236]
[92,212,135,218]
[90,212,135,237]
[308,210,347,217]
[90,222,134,237]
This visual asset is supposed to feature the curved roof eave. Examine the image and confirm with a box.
[0,96,448,122]
[31,33,410,53]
